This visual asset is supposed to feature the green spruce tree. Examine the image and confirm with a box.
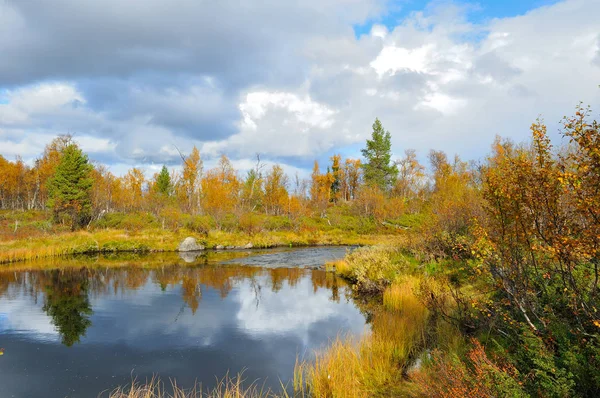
[361,118,398,191]
[47,144,94,230]
[155,165,172,196]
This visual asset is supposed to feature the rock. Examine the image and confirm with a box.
[177,237,205,252]
[215,245,224,250]
[244,243,253,249]
[226,245,235,250]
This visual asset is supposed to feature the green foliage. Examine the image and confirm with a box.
[361,118,398,191]
[155,165,172,196]
[262,215,292,231]
[100,241,150,253]
[220,213,240,232]
[47,144,94,230]
[389,213,427,230]
[92,212,159,231]
[184,215,215,235]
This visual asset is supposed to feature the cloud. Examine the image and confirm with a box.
[1,0,599,174]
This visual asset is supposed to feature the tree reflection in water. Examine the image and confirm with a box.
[0,259,355,347]
[42,269,93,347]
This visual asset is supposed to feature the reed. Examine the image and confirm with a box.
[107,373,294,398]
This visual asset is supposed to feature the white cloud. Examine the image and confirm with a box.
[201,91,338,158]
[370,44,434,76]
[0,83,84,125]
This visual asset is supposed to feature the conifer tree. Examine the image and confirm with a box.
[155,165,172,196]
[361,118,398,191]
[47,144,93,229]
[330,154,341,202]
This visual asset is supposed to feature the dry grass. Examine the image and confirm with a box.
[0,227,401,265]
[295,277,430,397]
[106,374,294,398]
[0,229,183,264]
[331,245,410,293]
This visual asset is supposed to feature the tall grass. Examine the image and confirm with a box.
[295,276,430,397]
[107,374,294,398]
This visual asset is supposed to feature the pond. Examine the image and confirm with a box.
[0,247,368,397]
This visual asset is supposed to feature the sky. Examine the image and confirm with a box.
[0,0,599,176]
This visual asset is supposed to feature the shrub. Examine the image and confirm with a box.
[411,339,526,398]
[92,212,159,231]
[337,246,407,293]
[261,215,292,231]
[185,215,214,235]
[219,213,239,232]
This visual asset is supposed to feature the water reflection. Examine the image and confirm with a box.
[0,250,367,398]
[42,269,93,346]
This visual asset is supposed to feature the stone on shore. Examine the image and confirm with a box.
[177,237,205,252]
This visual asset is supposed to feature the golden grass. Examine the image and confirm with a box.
[295,277,430,397]
[106,373,295,398]
[329,245,410,292]
[0,229,184,264]
[383,276,422,313]
[0,227,402,265]
[324,259,349,273]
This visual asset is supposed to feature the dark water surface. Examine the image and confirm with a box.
[0,247,367,398]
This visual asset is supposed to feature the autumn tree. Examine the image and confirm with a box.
[241,155,265,212]
[122,168,146,211]
[47,144,94,229]
[393,149,425,202]
[263,164,289,215]
[426,149,481,258]
[179,146,203,213]
[310,161,333,216]
[361,118,398,191]
[343,158,361,201]
[90,165,116,215]
[201,155,240,226]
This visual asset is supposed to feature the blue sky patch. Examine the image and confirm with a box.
[353,0,562,37]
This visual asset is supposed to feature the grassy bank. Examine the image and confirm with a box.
[0,227,402,265]
[0,209,406,265]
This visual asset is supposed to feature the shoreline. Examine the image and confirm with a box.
[0,228,402,265]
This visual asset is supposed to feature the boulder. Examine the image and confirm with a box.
[226,245,235,250]
[177,237,205,252]
[244,243,254,249]
[215,245,224,250]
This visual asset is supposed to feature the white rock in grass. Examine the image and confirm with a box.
[178,237,205,252]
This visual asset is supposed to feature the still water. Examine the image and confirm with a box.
[0,247,368,397]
